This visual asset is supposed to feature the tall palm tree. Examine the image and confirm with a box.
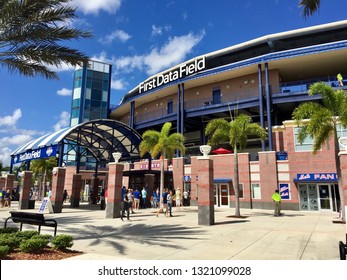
[139,122,185,208]
[299,0,321,18]
[0,0,92,79]
[30,157,58,198]
[205,114,267,217]
[293,82,347,222]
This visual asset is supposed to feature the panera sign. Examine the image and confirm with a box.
[139,56,206,93]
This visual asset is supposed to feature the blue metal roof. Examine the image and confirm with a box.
[11,119,143,165]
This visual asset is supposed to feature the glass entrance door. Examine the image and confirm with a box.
[318,184,332,210]
[214,184,229,207]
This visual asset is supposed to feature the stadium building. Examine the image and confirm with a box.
[108,20,347,212]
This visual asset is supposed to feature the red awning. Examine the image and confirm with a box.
[212,148,233,154]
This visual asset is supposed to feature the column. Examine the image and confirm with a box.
[172,157,184,191]
[339,152,347,218]
[19,171,32,210]
[91,177,99,204]
[106,162,124,218]
[265,62,273,151]
[51,167,66,213]
[196,158,215,226]
[70,174,82,208]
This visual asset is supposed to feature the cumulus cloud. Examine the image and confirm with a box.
[0,109,22,127]
[99,29,132,44]
[71,0,122,15]
[111,79,126,90]
[110,30,206,75]
[144,31,205,75]
[53,111,70,132]
[57,88,72,96]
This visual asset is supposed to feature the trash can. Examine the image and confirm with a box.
[28,200,35,209]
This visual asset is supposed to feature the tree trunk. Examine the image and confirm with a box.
[159,153,165,209]
[233,145,241,217]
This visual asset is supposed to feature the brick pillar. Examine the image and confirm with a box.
[70,174,82,208]
[190,157,199,206]
[173,157,184,191]
[106,163,124,218]
[144,174,155,207]
[258,151,278,205]
[196,158,214,226]
[51,167,66,213]
[5,174,14,206]
[19,171,32,210]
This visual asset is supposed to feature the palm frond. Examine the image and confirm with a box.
[299,0,321,18]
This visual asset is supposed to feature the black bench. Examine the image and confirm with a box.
[4,211,58,236]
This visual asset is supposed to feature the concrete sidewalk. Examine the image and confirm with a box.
[0,202,345,260]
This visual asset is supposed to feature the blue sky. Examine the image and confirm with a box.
[0,0,346,167]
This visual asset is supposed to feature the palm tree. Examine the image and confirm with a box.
[293,82,347,222]
[299,0,321,18]
[205,114,267,217]
[30,157,58,198]
[139,122,185,208]
[0,0,92,79]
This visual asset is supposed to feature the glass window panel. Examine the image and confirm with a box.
[251,183,261,199]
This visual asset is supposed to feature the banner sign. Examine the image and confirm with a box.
[183,175,191,182]
[12,145,58,164]
[279,183,290,200]
[296,173,337,182]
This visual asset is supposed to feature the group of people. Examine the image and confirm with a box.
[120,186,191,221]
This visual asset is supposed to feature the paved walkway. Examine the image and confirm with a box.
[0,202,345,260]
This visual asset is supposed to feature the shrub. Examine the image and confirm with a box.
[0,234,21,252]
[0,245,9,258]
[0,228,18,234]
[15,230,39,240]
[51,235,74,250]
[19,238,49,253]
[32,234,52,241]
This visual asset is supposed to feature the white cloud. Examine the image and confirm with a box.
[71,0,122,15]
[99,29,132,44]
[57,88,72,96]
[53,111,70,132]
[0,109,22,127]
[0,134,33,147]
[151,25,171,37]
[144,31,205,75]
[48,61,75,73]
[0,147,13,167]
[108,31,205,76]
[111,79,126,90]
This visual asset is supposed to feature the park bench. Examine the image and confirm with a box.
[4,211,58,236]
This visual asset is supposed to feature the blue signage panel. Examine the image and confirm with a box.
[296,173,337,182]
[183,175,191,182]
[12,145,58,164]
[279,183,290,200]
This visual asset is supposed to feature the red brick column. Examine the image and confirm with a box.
[196,158,215,226]
[5,174,14,206]
[51,167,66,213]
[106,163,124,218]
[258,151,278,205]
[19,171,32,209]
[70,174,82,208]
[172,157,184,191]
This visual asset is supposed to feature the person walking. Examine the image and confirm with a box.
[337,73,344,87]
[156,188,168,217]
[271,189,282,216]
[141,187,147,208]
[121,189,131,221]
[167,190,173,217]
[175,187,182,211]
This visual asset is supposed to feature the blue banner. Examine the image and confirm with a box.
[279,183,290,200]
[296,173,337,182]
[12,145,58,164]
